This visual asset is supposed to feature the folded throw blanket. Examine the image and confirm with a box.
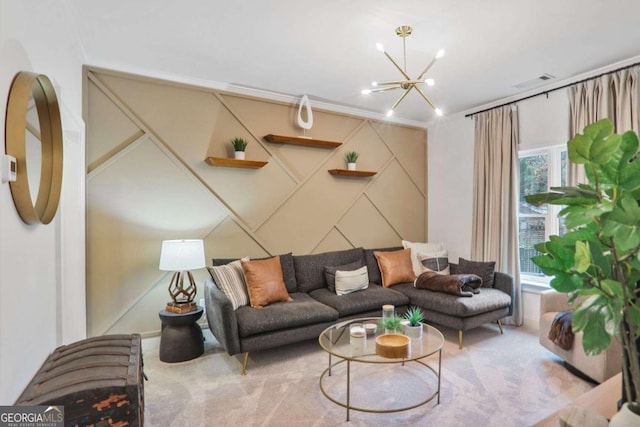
[548,310,574,350]
[414,270,482,297]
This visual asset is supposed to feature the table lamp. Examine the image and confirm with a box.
[159,239,205,313]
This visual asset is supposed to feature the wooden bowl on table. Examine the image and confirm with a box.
[375,333,410,358]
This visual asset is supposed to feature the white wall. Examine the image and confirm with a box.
[0,0,86,403]
[427,116,475,262]
[427,90,570,328]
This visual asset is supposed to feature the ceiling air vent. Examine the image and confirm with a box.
[513,73,556,90]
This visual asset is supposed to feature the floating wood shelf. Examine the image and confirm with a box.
[263,134,342,148]
[205,157,268,169]
[328,169,377,177]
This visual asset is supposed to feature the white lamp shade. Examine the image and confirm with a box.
[159,239,205,271]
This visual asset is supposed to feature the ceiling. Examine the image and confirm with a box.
[67,0,640,125]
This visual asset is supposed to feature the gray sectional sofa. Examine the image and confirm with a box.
[204,246,514,374]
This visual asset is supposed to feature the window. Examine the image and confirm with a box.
[518,146,567,283]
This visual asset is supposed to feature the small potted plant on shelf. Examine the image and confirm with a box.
[231,138,248,160]
[379,315,403,334]
[403,306,425,339]
[345,151,359,170]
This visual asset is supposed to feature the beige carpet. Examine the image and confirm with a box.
[141,324,593,426]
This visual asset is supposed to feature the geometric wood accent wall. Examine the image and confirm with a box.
[83,67,427,337]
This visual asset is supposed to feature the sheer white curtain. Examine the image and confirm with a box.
[472,105,522,326]
[568,66,639,185]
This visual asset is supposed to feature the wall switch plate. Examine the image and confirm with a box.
[1,155,17,183]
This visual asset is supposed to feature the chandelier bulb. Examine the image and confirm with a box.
[371,81,378,87]
[425,78,435,86]
[376,43,385,53]
[435,108,444,117]
[361,89,372,95]
[436,49,445,59]
[386,110,394,117]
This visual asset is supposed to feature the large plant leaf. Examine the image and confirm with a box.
[598,135,628,184]
[561,228,600,245]
[590,133,621,165]
[589,239,611,278]
[572,295,616,355]
[531,254,565,276]
[601,195,640,255]
[562,204,613,229]
[618,131,640,190]
[546,240,575,270]
[629,303,640,332]
[568,119,615,165]
[594,130,639,188]
[550,272,584,292]
[600,279,624,299]
[568,133,591,164]
[574,241,591,273]
[583,118,614,143]
[630,254,640,271]
[525,186,599,207]
[533,241,549,254]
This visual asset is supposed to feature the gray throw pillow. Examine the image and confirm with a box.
[457,258,496,288]
[324,260,364,292]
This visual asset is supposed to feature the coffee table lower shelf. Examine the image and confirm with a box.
[318,354,441,421]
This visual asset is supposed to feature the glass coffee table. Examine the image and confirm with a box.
[318,317,444,421]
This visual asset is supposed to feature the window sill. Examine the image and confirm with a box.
[522,281,551,294]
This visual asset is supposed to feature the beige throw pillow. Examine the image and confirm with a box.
[402,240,445,276]
[335,266,369,295]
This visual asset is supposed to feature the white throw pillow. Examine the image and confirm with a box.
[335,266,369,296]
[207,257,250,310]
[418,252,450,275]
[402,240,445,276]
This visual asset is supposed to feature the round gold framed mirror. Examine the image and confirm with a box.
[4,71,63,225]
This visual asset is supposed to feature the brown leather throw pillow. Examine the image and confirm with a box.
[241,256,293,308]
[374,248,416,288]
[548,310,574,350]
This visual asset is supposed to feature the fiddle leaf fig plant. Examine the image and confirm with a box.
[525,118,640,413]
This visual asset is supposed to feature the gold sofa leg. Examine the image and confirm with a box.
[458,330,463,349]
[497,319,504,335]
[241,352,249,376]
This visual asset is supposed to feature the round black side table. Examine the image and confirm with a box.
[159,306,204,363]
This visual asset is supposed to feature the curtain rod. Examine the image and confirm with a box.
[464,60,640,118]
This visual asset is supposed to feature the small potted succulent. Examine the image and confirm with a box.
[231,138,248,160]
[379,315,403,334]
[403,306,425,339]
[345,151,359,170]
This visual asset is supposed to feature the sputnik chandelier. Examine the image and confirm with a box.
[361,25,444,118]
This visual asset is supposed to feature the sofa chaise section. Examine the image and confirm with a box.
[392,270,514,348]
